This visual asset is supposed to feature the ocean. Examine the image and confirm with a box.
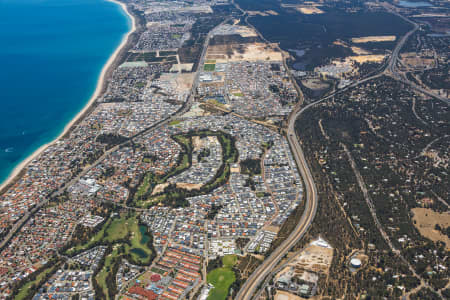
[0,0,131,184]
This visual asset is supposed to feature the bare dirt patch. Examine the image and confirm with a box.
[159,72,195,93]
[247,10,269,16]
[247,10,279,16]
[206,42,282,62]
[230,166,240,173]
[412,208,450,249]
[169,63,193,72]
[264,225,280,234]
[192,136,205,150]
[176,182,203,190]
[333,40,371,55]
[400,52,435,69]
[152,182,169,195]
[348,54,386,63]
[351,35,396,43]
[292,244,333,274]
[296,6,324,14]
[275,290,304,300]
[266,10,279,15]
[351,46,371,55]
[236,26,258,37]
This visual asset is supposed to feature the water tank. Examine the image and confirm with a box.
[350,258,362,268]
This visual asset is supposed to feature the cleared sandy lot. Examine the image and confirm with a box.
[296,6,324,14]
[351,35,396,43]
[349,54,386,63]
[159,72,195,93]
[206,42,282,62]
[412,208,450,250]
[247,10,279,16]
[275,290,304,300]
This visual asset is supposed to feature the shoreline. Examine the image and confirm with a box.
[0,0,136,193]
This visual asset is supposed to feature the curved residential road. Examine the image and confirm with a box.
[236,102,319,300]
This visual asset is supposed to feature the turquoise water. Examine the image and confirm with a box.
[0,0,131,184]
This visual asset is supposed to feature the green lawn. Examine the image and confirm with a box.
[207,255,237,300]
[135,82,146,88]
[204,64,216,71]
[66,218,112,255]
[15,261,61,300]
[51,214,154,300]
[222,254,237,268]
[96,248,120,300]
[66,214,153,265]
[134,172,156,202]
[105,217,129,242]
[169,120,181,126]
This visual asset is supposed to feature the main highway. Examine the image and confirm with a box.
[236,84,319,300]
[382,2,449,105]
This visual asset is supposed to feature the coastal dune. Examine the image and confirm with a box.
[0,0,136,193]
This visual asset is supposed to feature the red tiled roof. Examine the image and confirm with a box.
[150,274,161,282]
[128,285,158,300]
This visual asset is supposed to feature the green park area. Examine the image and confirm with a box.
[207,255,237,300]
[169,119,181,126]
[14,260,62,300]
[67,214,153,265]
[64,214,152,298]
[64,213,154,299]
[204,63,216,71]
[13,215,151,300]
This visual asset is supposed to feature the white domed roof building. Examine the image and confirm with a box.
[350,258,362,269]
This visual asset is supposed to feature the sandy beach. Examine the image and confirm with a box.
[0,0,136,193]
